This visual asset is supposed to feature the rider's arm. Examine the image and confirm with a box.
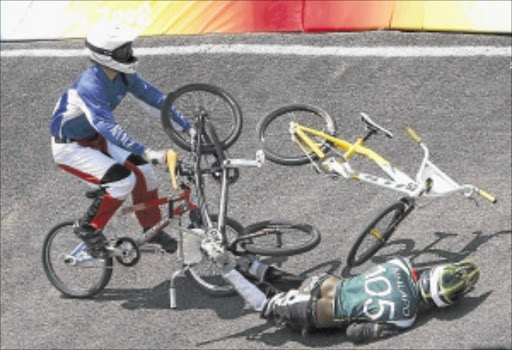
[346,322,402,343]
[125,74,191,132]
[78,86,146,155]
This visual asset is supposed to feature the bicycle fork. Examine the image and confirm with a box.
[170,228,186,309]
[393,197,416,236]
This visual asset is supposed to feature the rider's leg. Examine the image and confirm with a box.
[236,257,304,293]
[262,274,340,332]
[52,137,134,255]
[123,155,161,227]
[223,269,267,312]
[111,149,177,253]
[303,276,339,328]
[200,238,267,311]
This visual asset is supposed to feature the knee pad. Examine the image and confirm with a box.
[101,164,135,199]
[264,289,319,332]
[126,154,148,166]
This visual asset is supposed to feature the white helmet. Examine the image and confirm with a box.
[86,21,139,74]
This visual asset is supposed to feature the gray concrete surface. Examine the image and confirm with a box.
[1,32,511,349]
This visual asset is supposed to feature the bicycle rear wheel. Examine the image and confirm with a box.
[346,202,405,267]
[161,84,243,153]
[233,221,321,256]
[257,104,337,166]
[42,221,113,298]
[184,215,243,297]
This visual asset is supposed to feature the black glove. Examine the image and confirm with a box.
[346,322,400,343]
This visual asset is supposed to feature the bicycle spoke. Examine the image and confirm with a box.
[240,221,320,256]
[258,104,336,166]
[42,221,113,297]
[348,202,405,267]
[162,84,242,153]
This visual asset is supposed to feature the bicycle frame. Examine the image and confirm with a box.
[291,122,496,202]
[191,113,229,242]
[168,112,264,308]
[120,184,198,245]
[191,113,264,242]
[62,182,198,264]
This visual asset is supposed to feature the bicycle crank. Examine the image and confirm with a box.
[109,237,140,267]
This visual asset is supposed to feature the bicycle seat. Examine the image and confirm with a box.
[360,113,393,138]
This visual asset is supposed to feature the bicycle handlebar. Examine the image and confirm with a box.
[406,126,422,143]
[477,188,497,203]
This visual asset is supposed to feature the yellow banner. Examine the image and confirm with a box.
[1,0,510,41]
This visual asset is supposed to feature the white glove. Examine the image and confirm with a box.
[143,148,167,165]
[188,127,197,139]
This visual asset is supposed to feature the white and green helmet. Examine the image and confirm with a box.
[419,260,480,308]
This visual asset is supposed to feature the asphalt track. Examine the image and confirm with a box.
[1,31,511,350]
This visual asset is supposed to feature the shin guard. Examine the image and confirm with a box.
[85,193,124,230]
[262,289,319,333]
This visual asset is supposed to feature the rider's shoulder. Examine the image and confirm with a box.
[381,256,414,276]
[74,66,106,93]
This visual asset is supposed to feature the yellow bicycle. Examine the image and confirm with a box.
[257,104,497,267]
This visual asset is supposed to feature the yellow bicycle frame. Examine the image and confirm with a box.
[292,123,391,166]
[290,121,497,203]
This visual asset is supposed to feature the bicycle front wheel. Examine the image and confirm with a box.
[234,221,321,256]
[184,215,243,297]
[346,202,405,267]
[161,84,243,153]
[257,104,338,166]
[42,221,113,298]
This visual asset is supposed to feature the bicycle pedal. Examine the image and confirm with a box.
[139,245,164,254]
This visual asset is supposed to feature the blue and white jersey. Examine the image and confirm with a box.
[50,63,190,155]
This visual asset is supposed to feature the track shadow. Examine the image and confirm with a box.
[414,290,493,326]
[341,230,511,278]
[66,258,340,317]
[300,259,342,276]
[195,319,347,348]
[88,276,249,320]
[61,230,507,345]
[195,291,493,348]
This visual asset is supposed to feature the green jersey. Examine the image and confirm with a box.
[334,257,420,328]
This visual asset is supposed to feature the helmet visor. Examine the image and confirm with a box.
[112,42,134,63]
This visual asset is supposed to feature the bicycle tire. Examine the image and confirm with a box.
[42,221,113,298]
[346,201,405,267]
[257,104,338,166]
[234,220,321,256]
[184,215,243,297]
[161,83,243,153]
